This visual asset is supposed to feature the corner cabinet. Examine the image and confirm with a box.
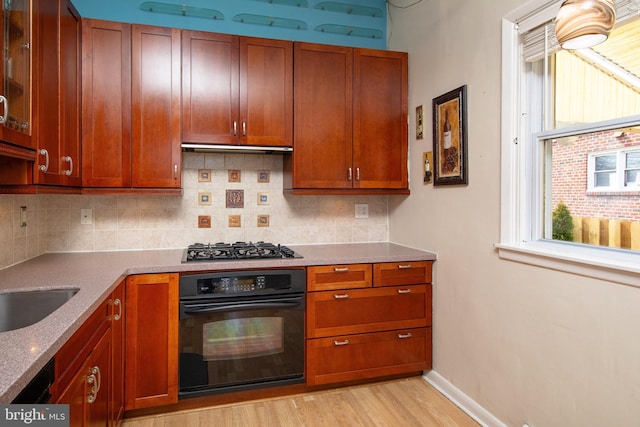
[125,273,179,410]
[306,261,432,386]
[181,31,293,148]
[81,20,181,191]
[51,281,124,426]
[285,43,408,195]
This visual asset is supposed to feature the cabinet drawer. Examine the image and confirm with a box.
[373,261,432,287]
[306,327,431,386]
[307,264,372,291]
[306,284,431,338]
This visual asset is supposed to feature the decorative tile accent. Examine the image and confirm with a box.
[257,192,269,205]
[257,170,270,183]
[225,190,244,208]
[228,215,241,227]
[198,192,212,206]
[228,169,241,182]
[198,215,211,228]
[257,215,270,227]
[198,169,211,182]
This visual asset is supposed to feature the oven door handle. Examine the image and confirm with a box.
[183,299,303,315]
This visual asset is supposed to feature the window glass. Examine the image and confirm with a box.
[533,18,640,251]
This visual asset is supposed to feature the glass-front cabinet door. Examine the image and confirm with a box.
[1,0,31,146]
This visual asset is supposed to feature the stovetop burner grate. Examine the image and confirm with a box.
[183,241,301,262]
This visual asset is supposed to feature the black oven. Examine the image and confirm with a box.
[178,269,306,398]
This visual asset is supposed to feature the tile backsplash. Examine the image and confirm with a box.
[0,153,390,270]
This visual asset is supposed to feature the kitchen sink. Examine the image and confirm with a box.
[0,288,79,333]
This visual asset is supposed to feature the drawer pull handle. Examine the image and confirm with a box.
[398,264,412,269]
[333,267,350,272]
[333,339,350,346]
[397,333,413,339]
[397,289,412,294]
[333,293,350,299]
[113,298,122,321]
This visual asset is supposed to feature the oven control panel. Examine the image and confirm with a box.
[179,269,306,298]
[197,276,268,294]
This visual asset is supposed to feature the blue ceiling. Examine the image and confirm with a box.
[69,0,387,49]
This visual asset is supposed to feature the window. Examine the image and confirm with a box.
[499,0,640,286]
[587,147,640,191]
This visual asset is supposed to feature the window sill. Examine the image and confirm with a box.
[495,241,640,288]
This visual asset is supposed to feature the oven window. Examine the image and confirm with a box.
[203,317,283,361]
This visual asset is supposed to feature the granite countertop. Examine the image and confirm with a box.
[0,242,436,403]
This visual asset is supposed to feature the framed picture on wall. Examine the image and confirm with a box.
[432,85,468,186]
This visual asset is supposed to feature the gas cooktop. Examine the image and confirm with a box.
[182,241,302,263]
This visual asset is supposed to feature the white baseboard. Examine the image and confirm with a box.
[423,371,508,427]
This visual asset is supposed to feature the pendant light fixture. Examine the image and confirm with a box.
[555,0,616,49]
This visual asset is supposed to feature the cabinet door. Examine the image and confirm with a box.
[353,49,408,190]
[292,43,353,189]
[55,329,112,427]
[34,0,81,186]
[81,20,132,188]
[33,0,61,183]
[182,31,239,144]
[125,273,179,410]
[307,284,431,338]
[241,37,292,147]
[58,0,81,186]
[109,282,125,426]
[131,25,181,188]
[0,0,33,149]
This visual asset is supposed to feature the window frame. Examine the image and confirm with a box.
[499,0,640,287]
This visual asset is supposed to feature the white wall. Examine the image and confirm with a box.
[387,1,640,426]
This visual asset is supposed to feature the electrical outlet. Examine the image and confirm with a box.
[80,208,93,225]
[355,204,369,218]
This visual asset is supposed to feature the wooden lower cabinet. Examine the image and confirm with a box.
[124,273,179,410]
[306,262,433,387]
[55,328,111,426]
[52,281,124,426]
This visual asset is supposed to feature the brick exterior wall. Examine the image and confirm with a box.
[552,130,640,221]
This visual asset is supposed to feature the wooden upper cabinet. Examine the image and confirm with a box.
[287,42,408,194]
[291,42,353,189]
[353,48,408,190]
[131,24,181,188]
[182,31,238,144]
[81,19,132,188]
[181,31,292,147]
[33,0,81,186]
[241,36,293,147]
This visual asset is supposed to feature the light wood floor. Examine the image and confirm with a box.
[122,377,480,427]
